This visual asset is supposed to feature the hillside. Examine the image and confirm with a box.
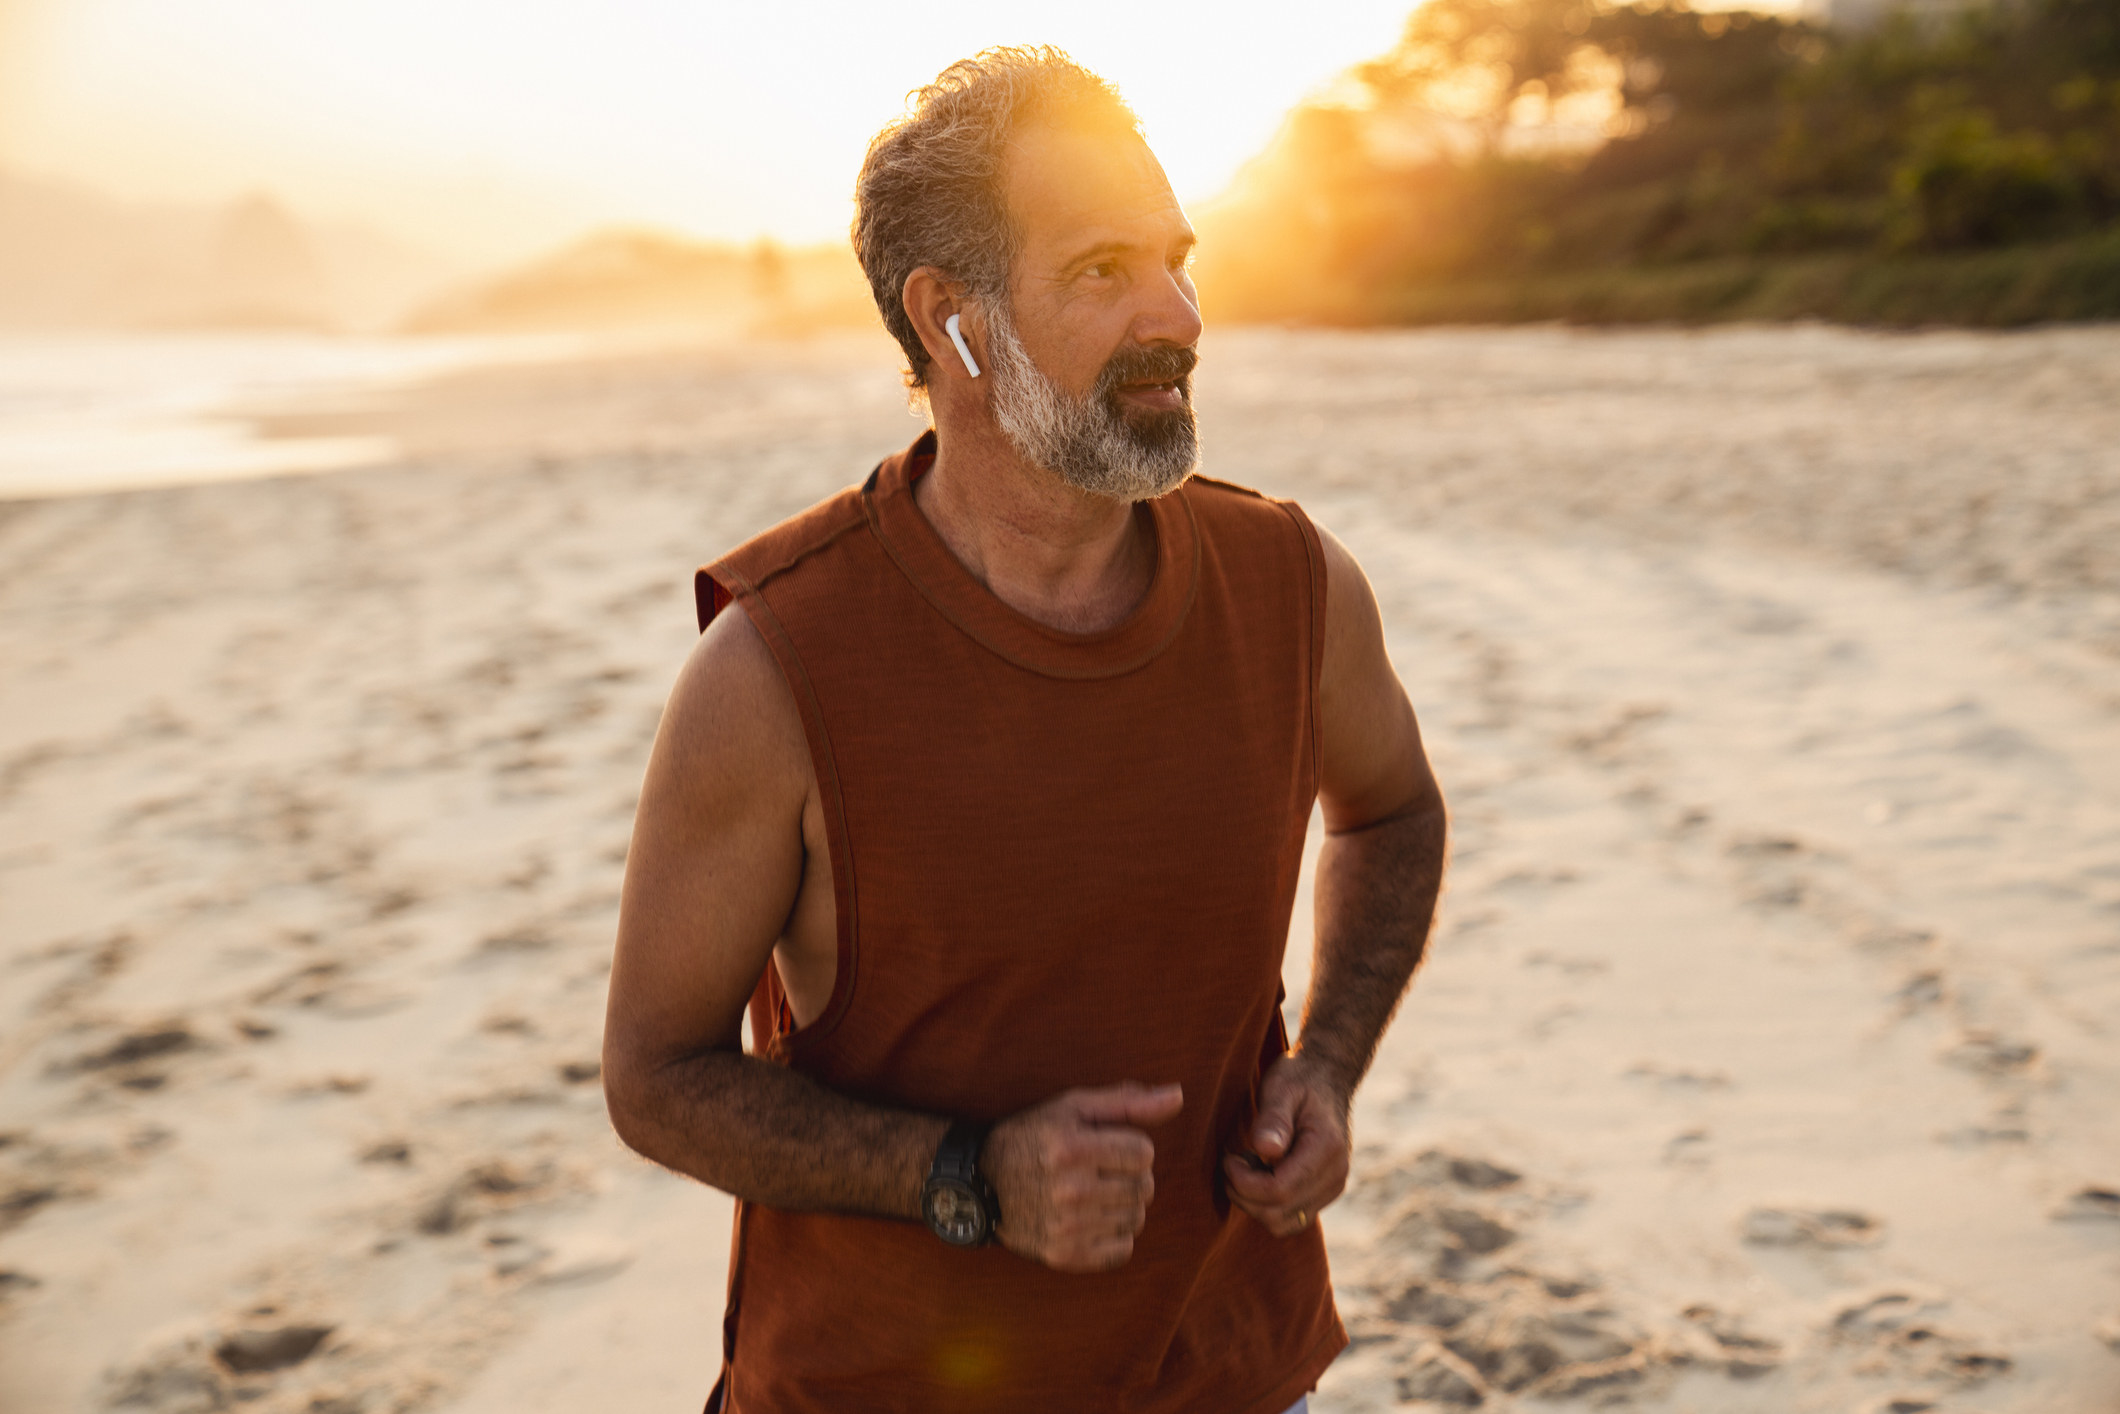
[403,230,876,337]
[0,172,462,332]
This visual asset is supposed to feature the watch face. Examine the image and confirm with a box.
[924,1179,988,1246]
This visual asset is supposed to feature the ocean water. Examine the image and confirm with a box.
[0,333,565,500]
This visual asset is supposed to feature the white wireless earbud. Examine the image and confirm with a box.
[945,313,981,379]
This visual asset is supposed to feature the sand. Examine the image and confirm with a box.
[1,323,2116,1413]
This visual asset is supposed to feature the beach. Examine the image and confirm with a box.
[1,324,2116,1413]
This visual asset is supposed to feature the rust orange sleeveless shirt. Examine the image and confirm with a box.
[696,431,1346,1413]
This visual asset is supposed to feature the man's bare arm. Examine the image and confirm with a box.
[602,604,1177,1271]
[1225,524,1446,1234]
[1298,522,1446,1095]
[602,607,942,1216]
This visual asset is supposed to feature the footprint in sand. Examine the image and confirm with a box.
[1680,1304,1783,1377]
[1935,1113,2033,1147]
[214,1322,336,1373]
[1348,1149,1800,1407]
[1382,1197,1520,1276]
[250,959,407,1016]
[1663,1128,1712,1167]
[1941,1029,2041,1077]
[476,925,558,958]
[1439,1286,1640,1395]
[0,1126,174,1236]
[1626,1061,1731,1092]
[105,1311,338,1412]
[1858,923,1939,954]
[1393,1343,1486,1407]
[1726,834,1805,860]
[283,1073,371,1099]
[1407,1151,1521,1191]
[2052,1186,2120,1223]
[1561,701,1667,766]
[412,1158,562,1237]
[1824,1289,2013,1387]
[57,1021,203,1090]
[1892,970,1947,1013]
[0,1178,67,1234]
[1383,1280,1479,1329]
[1741,1205,1885,1248]
[0,1268,42,1307]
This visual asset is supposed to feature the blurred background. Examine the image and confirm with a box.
[3,4,2118,1413]
[8,0,2120,337]
[4,0,2117,495]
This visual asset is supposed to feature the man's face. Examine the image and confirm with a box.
[982,121,1204,501]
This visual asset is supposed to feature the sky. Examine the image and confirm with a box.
[0,0,1431,264]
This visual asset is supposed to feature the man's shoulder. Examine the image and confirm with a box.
[695,481,873,631]
[712,482,873,594]
[1179,473,1320,556]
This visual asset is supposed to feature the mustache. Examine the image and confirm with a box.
[1096,343,1199,398]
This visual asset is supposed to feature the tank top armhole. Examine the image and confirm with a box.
[695,567,733,633]
[698,561,861,1058]
[1272,500,1329,803]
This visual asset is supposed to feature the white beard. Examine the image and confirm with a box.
[981,303,1199,503]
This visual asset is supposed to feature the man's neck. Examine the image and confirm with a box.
[914,419,1154,635]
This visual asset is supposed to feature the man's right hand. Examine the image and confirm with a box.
[982,1083,1183,1273]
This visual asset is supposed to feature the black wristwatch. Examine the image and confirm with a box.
[922,1119,1000,1248]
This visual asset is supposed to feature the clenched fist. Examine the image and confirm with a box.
[983,1083,1183,1273]
[1222,1052,1351,1237]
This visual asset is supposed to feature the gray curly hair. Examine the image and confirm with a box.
[853,46,1141,389]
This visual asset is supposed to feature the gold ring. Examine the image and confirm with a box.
[1294,1208,1310,1230]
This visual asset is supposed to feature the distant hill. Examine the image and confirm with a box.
[194,193,330,329]
[0,171,468,332]
[404,230,878,337]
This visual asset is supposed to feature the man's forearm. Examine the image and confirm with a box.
[1298,802,1447,1099]
[609,1048,946,1218]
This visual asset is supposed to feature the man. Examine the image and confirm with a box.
[603,47,1445,1414]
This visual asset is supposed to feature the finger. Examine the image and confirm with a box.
[1048,1159,1152,1217]
[1030,1128,1148,1196]
[1223,1133,1343,1212]
[1248,1070,1305,1162]
[1075,1126,1156,1176]
[1224,1185,1310,1237]
[1077,1165,1154,1214]
[1252,1122,1342,1200]
[1071,1173,1155,1223]
[1224,1152,1299,1207]
[1069,1082,1184,1128]
[1229,1197,1305,1238]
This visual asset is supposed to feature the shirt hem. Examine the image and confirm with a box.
[1224,1319,1349,1414]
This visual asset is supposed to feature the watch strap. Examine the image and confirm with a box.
[931,1119,992,1186]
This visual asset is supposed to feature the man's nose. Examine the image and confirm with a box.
[1132,263,1203,352]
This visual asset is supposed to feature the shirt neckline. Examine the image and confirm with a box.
[863,429,1199,680]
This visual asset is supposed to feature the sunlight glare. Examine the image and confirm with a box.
[4,0,1427,261]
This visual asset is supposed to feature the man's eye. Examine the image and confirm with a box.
[1085,262,1116,278]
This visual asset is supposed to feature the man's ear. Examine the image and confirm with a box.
[902,267,981,383]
